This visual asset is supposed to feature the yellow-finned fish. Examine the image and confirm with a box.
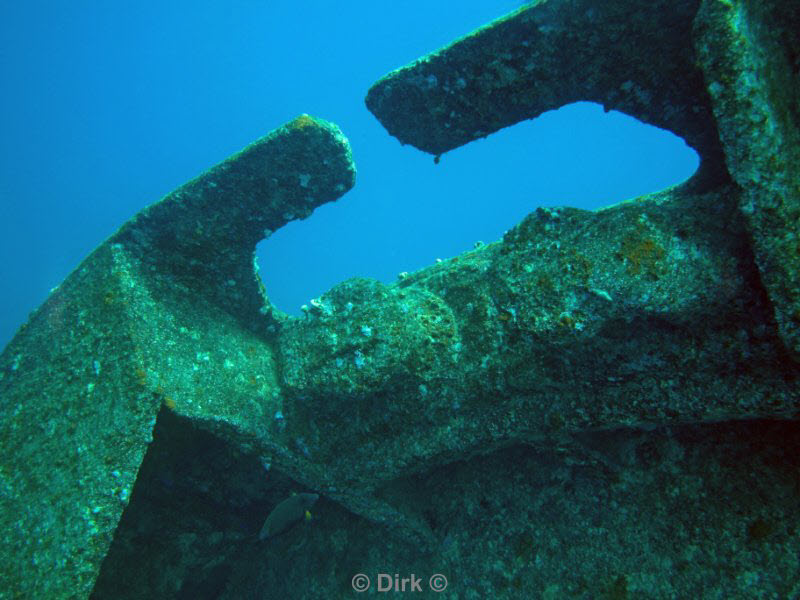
[259,493,319,540]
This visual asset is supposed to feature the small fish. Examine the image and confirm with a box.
[259,492,319,540]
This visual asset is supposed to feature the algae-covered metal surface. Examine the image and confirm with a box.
[366,0,729,191]
[1,0,800,597]
[367,0,800,361]
[0,115,355,599]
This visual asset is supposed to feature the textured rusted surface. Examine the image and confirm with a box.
[2,0,800,597]
[0,115,355,599]
[366,0,800,362]
[366,0,728,190]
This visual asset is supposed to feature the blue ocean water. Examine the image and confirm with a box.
[0,1,697,352]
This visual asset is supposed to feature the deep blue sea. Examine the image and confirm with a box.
[0,1,697,351]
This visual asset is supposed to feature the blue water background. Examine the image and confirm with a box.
[0,1,698,350]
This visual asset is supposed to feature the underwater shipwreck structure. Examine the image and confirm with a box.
[1,0,799,597]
